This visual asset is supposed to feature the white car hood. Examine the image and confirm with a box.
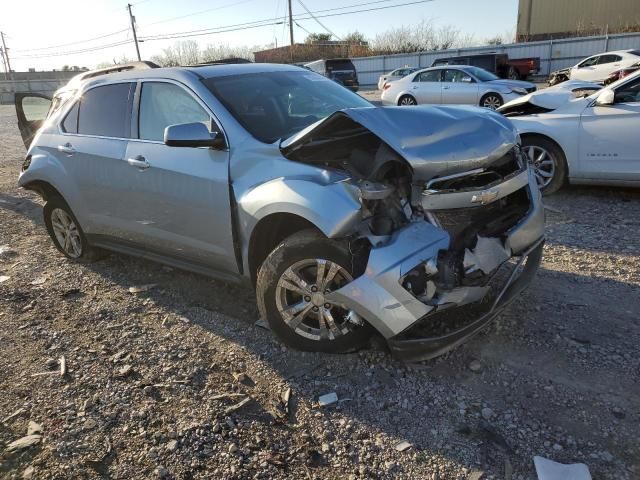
[498,80,601,113]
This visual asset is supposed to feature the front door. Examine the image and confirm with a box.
[121,81,237,273]
[14,92,52,149]
[579,76,640,181]
[441,69,479,105]
[410,70,442,104]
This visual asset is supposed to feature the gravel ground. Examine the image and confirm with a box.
[0,104,639,480]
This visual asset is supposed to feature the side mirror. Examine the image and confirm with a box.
[164,122,226,149]
[595,89,615,106]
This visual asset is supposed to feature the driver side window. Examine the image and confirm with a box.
[138,82,212,142]
[614,77,640,104]
[578,56,599,68]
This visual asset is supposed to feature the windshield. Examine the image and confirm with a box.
[465,66,499,82]
[203,70,371,143]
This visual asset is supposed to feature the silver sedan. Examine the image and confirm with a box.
[381,65,536,109]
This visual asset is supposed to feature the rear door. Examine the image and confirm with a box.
[441,69,479,105]
[59,82,135,237]
[592,54,623,82]
[14,93,52,149]
[578,76,640,180]
[410,70,442,104]
[120,80,237,273]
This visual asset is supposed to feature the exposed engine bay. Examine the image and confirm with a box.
[280,106,545,360]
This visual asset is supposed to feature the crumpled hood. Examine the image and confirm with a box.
[282,106,519,181]
[499,80,601,112]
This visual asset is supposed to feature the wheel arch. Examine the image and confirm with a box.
[247,212,321,286]
[21,180,65,202]
[520,132,568,168]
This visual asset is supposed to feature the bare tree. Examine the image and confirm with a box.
[201,44,255,62]
[305,33,332,43]
[370,20,468,54]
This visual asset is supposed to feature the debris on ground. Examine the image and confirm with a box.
[318,392,338,406]
[128,284,157,294]
[5,435,42,453]
[394,441,412,452]
[533,456,592,480]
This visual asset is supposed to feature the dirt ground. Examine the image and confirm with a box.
[0,103,639,480]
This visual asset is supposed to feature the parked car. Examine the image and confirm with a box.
[431,53,540,80]
[303,58,360,91]
[498,70,640,194]
[381,65,536,109]
[15,62,544,361]
[553,49,640,84]
[604,61,640,85]
[377,67,419,90]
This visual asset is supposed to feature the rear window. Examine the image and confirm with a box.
[629,50,640,57]
[78,83,133,138]
[325,60,355,72]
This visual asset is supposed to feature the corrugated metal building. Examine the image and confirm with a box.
[517,0,640,41]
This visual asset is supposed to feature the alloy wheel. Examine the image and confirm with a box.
[482,95,502,109]
[525,145,556,189]
[275,258,358,341]
[50,208,82,258]
[399,96,417,106]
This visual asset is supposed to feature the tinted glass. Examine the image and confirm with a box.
[614,77,640,103]
[62,102,79,133]
[325,60,355,72]
[139,83,211,142]
[416,70,441,82]
[204,71,370,143]
[630,50,640,57]
[78,83,133,138]
[598,54,622,64]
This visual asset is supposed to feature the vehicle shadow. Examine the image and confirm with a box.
[74,248,640,479]
[0,192,44,226]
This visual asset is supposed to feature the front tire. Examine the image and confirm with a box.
[43,195,105,262]
[256,230,371,353]
[398,95,417,106]
[480,93,503,109]
[521,136,567,195]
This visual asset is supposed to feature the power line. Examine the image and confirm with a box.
[11,29,130,53]
[139,0,427,42]
[12,39,133,59]
[296,0,340,40]
[140,0,257,29]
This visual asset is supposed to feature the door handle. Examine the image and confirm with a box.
[443,86,450,89]
[57,143,76,155]
[127,155,150,170]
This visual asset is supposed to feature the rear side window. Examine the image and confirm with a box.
[78,83,133,138]
[598,54,622,64]
[62,102,79,133]
[326,60,355,72]
[138,82,211,142]
[415,70,441,82]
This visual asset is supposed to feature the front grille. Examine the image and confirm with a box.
[434,188,530,250]
[426,147,523,193]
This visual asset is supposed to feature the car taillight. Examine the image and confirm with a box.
[383,83,391,90]
[22,154,32,171]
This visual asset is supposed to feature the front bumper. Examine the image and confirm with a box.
[326,169,545,360]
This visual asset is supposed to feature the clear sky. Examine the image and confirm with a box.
[2,0,518,71]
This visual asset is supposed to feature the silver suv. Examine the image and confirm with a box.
[16,61,545,360]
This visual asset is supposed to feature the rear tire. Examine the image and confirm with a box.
[43,195,105,262]
[398,95,418,106]
[256,230,372,353]
[507,66,520,80]
[521,136,567,195]
[480,93,503,109]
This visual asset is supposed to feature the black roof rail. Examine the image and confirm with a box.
[186,58,253,67]
[78,61,160,81]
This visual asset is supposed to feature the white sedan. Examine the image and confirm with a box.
[568,49,640,83]
[381,65,536,109]
[500,70,640,194]
[377,67,418,90]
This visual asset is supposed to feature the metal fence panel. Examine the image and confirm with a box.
[352,32,640,87]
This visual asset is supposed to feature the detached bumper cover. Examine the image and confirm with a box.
[388,238,543,361]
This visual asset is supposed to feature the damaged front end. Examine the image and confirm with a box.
[281,106,545,361]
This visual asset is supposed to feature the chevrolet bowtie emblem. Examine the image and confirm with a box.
[471,189,500,205]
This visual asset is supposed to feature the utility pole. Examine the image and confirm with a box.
[1,32,12,80]
[127,4,142,61]
[288,0,294,62]
[0,47,7,81]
